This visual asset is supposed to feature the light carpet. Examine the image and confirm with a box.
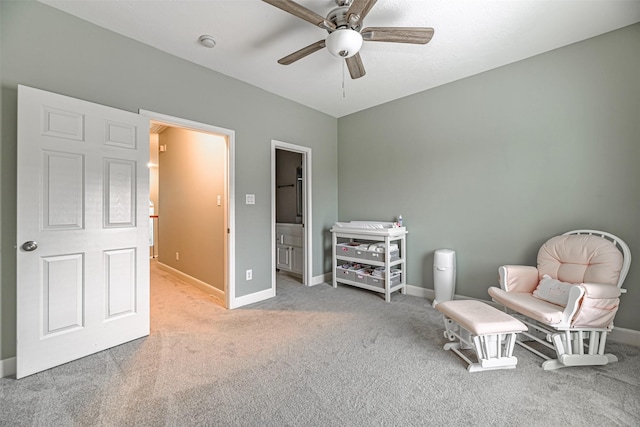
[1,262,639,426]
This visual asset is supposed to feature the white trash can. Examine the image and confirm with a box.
[433,249,456,307]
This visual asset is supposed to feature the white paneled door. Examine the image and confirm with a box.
[16,85,150,378]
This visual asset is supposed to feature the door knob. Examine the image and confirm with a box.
[22,241,38,252]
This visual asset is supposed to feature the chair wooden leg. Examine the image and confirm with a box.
[441,315,522,372]
[588,331,598,355]
[510,318,620,370]
[545,330,618,369]
[598,331,608,354]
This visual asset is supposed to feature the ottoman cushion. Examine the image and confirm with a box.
[436,300,527,335]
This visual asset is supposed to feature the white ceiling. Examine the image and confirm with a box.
[39,0,640,118]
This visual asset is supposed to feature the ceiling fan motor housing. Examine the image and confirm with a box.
[327,6,362,31]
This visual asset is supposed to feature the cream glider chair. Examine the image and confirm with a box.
[488,230,631,370]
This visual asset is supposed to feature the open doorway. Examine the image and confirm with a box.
[271,140,312,294]
[141,110,236,308]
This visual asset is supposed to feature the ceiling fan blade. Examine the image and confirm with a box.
[361,27,435,44]
[262,0,335,30]
[347,0,378,27]
[346,54,366,79]
[278,40,326,65]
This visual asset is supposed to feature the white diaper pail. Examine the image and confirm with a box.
[433,249,456,307]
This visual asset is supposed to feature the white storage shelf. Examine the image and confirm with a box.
[331,226,407,302]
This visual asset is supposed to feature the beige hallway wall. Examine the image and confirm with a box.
[158,127,226,291]
[149,133,160,257]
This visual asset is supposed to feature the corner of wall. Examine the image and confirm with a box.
[0,357,16,378]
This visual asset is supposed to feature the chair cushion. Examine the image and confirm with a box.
[488,287,564,325]
[532,275,574,306]
[537,234,623,285]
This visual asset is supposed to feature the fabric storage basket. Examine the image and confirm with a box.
[371,266,401,279]
[366,242,400,262]
[337,242,369,259]
[354,247,368,259]
[367,272,401,288]
[336,263,357,280]
[336,242,361,258]
[337,263,370,281]
[355,268,372,284]
[367,249,400,262]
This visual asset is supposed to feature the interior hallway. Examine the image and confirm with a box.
[151,261,304,316]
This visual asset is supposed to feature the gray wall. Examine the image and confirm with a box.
[338,23,640,330]
[0,1,338,360]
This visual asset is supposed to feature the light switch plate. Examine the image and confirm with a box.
[246,194,255,205]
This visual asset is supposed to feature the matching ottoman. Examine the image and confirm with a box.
[435,300,527,372]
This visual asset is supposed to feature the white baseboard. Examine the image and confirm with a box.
[406,285,474,301]
[311,272,332,286]
[609,327,640,347]
[159,261,277,309]
[1,357,16,378]
[230,287,275,309]
[229,271,328,308]
[406,284,433,299]
[157,262,225,302]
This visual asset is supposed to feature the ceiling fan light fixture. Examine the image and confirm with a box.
[326,29,363,58]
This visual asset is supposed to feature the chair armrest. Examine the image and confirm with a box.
[580,282,621,299]
[567,283,621,329]
[498,265,539,293]
[560,285,586,327]
[561,283,621,328]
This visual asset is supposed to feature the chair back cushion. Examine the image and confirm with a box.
[537,234,622,285]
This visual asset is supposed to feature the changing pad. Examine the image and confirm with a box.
[333,221,396,230]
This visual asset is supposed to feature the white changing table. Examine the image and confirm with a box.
[331,225,407,302]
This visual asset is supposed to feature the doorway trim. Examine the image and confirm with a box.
[271,140,312,290]
[139,109,236,309]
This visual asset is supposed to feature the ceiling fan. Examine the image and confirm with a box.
[262,0,434,79]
